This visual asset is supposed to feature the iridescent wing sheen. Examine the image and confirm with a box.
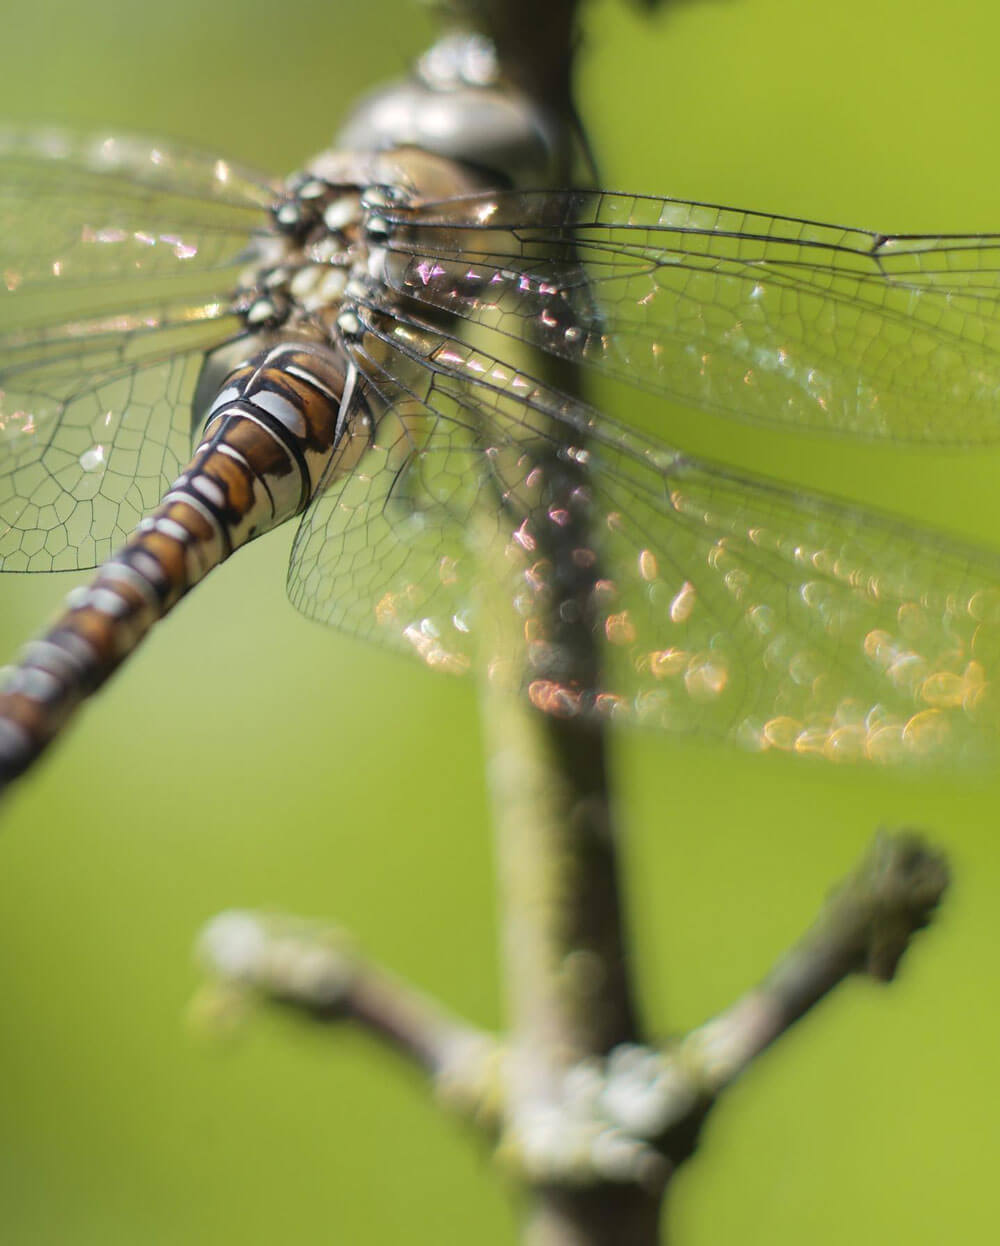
[0,129,272,570]
[375,189,1000,444]
[289,299,1000,765]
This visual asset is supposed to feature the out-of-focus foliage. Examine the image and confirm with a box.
[0,1,997,1243]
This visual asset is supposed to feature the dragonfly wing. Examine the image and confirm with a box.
[0,307,244,571]
[589,450,1000,765]
[376,189,1000,444]
[287,309,489,676]
[0,127,272,294]
[0,129,271,571]
[289,300,1000,765]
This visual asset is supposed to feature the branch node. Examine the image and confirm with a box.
[433,1029,506,1129]
[493,1042,713,1192]
[197,910,358,1009]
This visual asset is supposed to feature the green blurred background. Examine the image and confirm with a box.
[1,0,998,1241]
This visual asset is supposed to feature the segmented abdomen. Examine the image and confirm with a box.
[0,339,350,790]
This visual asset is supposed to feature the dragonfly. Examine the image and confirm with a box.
[2,29,1000,793]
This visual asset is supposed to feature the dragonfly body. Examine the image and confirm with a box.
[4,32,1000,793]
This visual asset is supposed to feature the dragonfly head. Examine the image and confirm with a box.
[334,31,565,187]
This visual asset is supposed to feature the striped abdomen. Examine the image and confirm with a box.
[0,339,354,792]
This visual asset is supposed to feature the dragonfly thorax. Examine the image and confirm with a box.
[232,178,366,335]
[230,144,499,352]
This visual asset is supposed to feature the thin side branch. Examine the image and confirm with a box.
[197,911,501,1123]
[679,831,950,1096]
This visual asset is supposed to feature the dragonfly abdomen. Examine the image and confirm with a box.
[0,339,352,791]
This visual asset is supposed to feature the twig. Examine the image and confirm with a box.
[679,831,950,1097]
[197,911,502,1123]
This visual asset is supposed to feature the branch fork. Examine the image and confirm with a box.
[195,830,949,1211]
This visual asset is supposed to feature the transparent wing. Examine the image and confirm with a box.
[375,189,1000,443]
[0,306,244,570]
[0,129,270,570]
[0,127,273,293]
[289,300,1000,765]
[287,307,492,675]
